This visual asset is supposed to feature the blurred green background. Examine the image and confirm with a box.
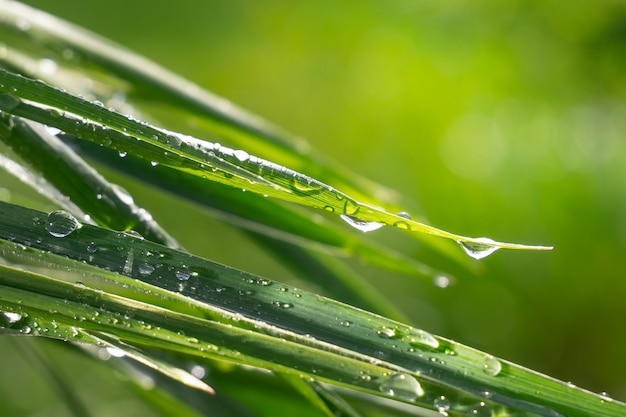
[11,0,626,406]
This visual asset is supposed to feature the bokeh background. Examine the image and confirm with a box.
[11,0,626,406]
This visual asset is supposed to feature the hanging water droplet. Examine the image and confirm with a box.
[340,215,384,233]
[434,396,451,416]
[0,93,20,111]
[404,328,439,349]
[118,151,127,158]
[457,238,499,260]
[482,356,502,376]
[176,265,191,281]
[150,161,159,167]
[46,210,81,237]
[378,372,424,401]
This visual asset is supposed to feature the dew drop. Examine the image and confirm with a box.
[433,275,451,288]
[150,161,158,167]
[292,176,323,195]
[340,215,384,233]
[457,238,499,260]
[233,149,250,162]
[86,242,97,253]
[46,210,81,237]
[0,93,21,111]
[396,211,413,220]
[176,265,191,281]
[482,356,502,376]
[378,372,424,401]
[138,263,155,276]
[2,312,22,324]
[404,328,439,349]
[343,199,360,216]
[340,320,352,327]
[376,326,397,339]
[118,151,127,158]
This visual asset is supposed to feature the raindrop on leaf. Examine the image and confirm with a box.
[457,238,499,260]
[340,215,384,233]
[379,372,424,401]
[46,210,81,238]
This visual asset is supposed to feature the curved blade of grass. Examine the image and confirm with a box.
[0,0,401,208]
[0,70,551,256]
[0,201,619,417]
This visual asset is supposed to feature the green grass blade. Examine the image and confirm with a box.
[0,70,551,256]
[0,201,620,417]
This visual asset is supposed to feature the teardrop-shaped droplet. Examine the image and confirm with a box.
[457,238,499,260]
[46,210,81,237]
[340,214,384,233]
[379,372,424,401]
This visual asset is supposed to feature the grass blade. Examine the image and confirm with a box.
[0,70,551,256]
[0,201,620,417]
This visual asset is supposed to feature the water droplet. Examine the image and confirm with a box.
[124,230,144,240]
[340,215,384,232]
[396,211,413,220]
[190,365,206,379]
[343,199,360,216]
[150,161,159,167]
[457,238,499,260]
[482,356,502,376]
[434,396,451,416]
[433,275,451,288]
[340,320,352,327]
[0,93,20,111]
[233,149,250,162]
[292,176,323,195]
[377,326,398,339]
[46,210,81,237]
[404,329,439,349]
[38,58,58,76]
[2,312,22,324]
[176,265,191,280]
[379,372,424,401]
[87,242,97,253]
[118,151,127,158]
[272,301,294,309]
[138,263,155,276]
[471,401,493,417]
